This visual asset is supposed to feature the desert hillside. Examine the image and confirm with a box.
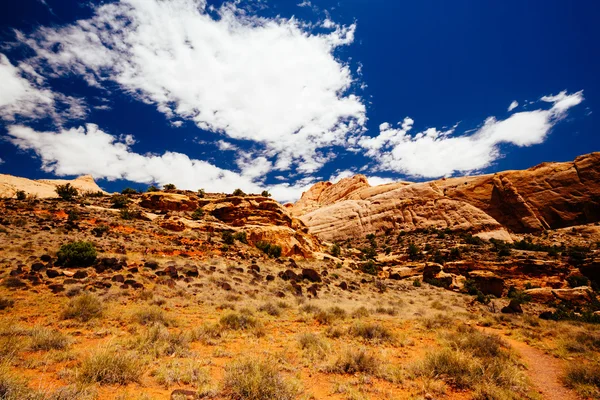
[0,170,599,400]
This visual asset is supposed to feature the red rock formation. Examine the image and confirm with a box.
[292,152,600,240]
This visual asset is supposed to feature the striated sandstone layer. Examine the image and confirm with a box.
[0,174,106,198]
[139,192,320,257]
[292,152,600,241]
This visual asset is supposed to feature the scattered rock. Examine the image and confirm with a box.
[301,268,322,283]
[501,299,523,314]
[73,270,88,279]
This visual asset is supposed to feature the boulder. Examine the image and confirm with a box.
[301,268,322,283]
[139,192,198,212]
[501,299,523,314]
[468,270,505,297]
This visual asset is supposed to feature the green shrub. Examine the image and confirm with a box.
[191,207,204,220]
[408,243,422,260]
[261,190,271,197]
[163,183,176,190]
[67,210,80,222]
[147,185,159,192]
[222,358,298,400]
[62,293,102,322]
[233,231,248,244]
[197,189,205,198]
[507,286,532,304]
[330,243,341,257]
[111,194,129,209]
[256,241,282,258]
[121,188,138,195]
[222,231,235,245]
[413,278,422,287]
[119,208,140,220]
[15,190,26,200]
[232,188,246,196]
[78,347,141,385]
[360,260,378,275]
[55,183,78,201]
[57,241,97,267]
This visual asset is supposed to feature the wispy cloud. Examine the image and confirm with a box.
[508,100,519,112]
[360,91,584,178]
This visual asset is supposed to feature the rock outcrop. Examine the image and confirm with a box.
[291,152,600,241]
[0,174,106,198]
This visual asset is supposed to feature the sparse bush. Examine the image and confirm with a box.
[232,188,246,196]
[131,306,174,326]
[298,333,329,357]
[220,312,259,330]
[330,243,341,257]
[352,306,370,319]
[15,190,26,200]
[413,278,422,287]
[197,189,205,198]
[119,208,140,220]
[255,241,282,258]
[360,260,378,275]
[67,209,80,222]
[78,346,142,385]
[562,362,600,398]
[222,231,235,245]
[348,322,395,343]
[222,358,298,400]
[121,188,138,195]
[233,231,248,244]
[62,292,102,322]
[29,326,71,351]
[326,348,380,375]
[56,183,78,201]
[261,190,271,197]
[57,241,97,267]
[152,359,210,388]
[163,183,176,190]
[92,225,109,237]
[191,207,204,220]
[258,302,281,317]
[147,185,159,192]
[507,286,532,304]
[408,242,422,260]
[111,194,129,209]
[129,324,189,358]
[193,323,224,346]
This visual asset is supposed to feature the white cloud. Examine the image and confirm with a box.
[329,169,355,183]
[297,1,312,7]
[19,0,365,173]
[5,123,313,203]
[217,140,238,151]
[361,91,584,178]
[366,176,396,186]
[0,53,87,123]
[508,100,519,112]
[0,158,4,165]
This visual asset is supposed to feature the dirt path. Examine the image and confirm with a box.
[482,328,580,400]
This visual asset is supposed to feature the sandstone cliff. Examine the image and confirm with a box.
[292,152,600,241]
[0,174,106,198]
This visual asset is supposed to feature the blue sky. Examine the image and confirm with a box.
[0,0,597,202]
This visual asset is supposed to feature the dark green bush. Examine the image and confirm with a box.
[330,243,341,257]
[119,208,140,220]
[261,190,271,197]
[163,184,176,190]
[255,241,282,258]
[57,241,97,267]
[121,188,138,195]
[232,188,246,196]
[191,207,204,220]
[222,231,235,245]
[55,183,78,201]
[15,190,26,200]
[233,231,248,244]
[361,260,378,275]
[111,194,129,209]
[147,185,159,192]
[567,275,590,288]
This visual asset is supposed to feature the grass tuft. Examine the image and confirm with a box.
[222,358,299,400]
[61,293,102,322]
[78,346,142,385]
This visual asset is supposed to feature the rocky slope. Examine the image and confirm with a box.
[0,174,106,198]
[291,152,600,241]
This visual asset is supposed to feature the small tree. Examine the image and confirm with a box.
[163,183,176,190]
[197,189,205,198]
[55,183,78,201]
[232,188,246,197]
[147,185,159,192]
[15,190,26,200]
[261,190,271,197]
[57,241,97,267]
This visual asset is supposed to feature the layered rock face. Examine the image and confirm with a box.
[292,152,600,241]
[139,192,320,258]
[0,174,106,198]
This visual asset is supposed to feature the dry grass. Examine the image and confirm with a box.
[61,293,102,322]
[348,322,395,344]
[222,358,299,400]
[562,362,600,398]
[152,359,211,388]
[127,323,189,358]
[28,326,71,351]
[326,348,381,375]
[131,306,174,326]
[78,346,142,385]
